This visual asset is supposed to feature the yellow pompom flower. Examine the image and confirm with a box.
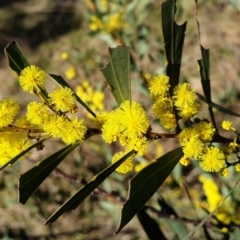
[49,87,77,113]
[179,156,190,166]
[178,104,199,119]
[179,127,199,146]
[19,65,46,93]
[222,120,233,131]
[120,101,150,139]
[102,101,149,143]
[27,101,50,125]
[101,110,121,143]
[111,151,134,174]
[101,101,149,156]
[235,163,240,172]
[64,66,76,80]
[182,138,204,159]
[158,113,177,132]
[61,52,69,61]
[148,74,170,98]
[200,146,225,172]
[221,168,230,177]
[173,83,199,119]
[60,117,87,144]
[43,114,67,138]
[229,142,238,151]
[0,98,20,128]
[152,98,177,131]
[173,83,197,107]
[194,121,216,142]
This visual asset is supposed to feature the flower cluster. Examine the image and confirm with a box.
[4,62,240,179]
[221,120,240,173]
[0,98,20,127]
[199,176,240,225]
[100,100,150,173]
[0,98,33,166]
[22,66,87,144]
[76,80,104,118]
[178,121,226,172]
[147,74,231,173]
[148,74,199,131]
[89,9,128,33]
[60,51,77,80]
[0,65,88,166]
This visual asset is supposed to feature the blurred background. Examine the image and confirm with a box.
[1,0,240,239]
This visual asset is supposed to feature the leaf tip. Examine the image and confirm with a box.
[44,218,51,225]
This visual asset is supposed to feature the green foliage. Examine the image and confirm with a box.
[137,207,167,240]
[19,143,79,204]
[5,41,29,75]
[45,150,135,224]
[116,147,183,233]
[102,46,131,105]
[161,0,187,95]
[197,46,217,129]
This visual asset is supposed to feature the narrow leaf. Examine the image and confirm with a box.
[116,147,183,234]
[45,150,135,224]
[197,47,216,129]
[102,46,131,105]
[161,0,187,95]
[4,41,30,75]
[0,138,47,171]
[197,93,240,117]
[197,46,211,103]
[49,74,96,118]
[18,143,79,204]
[137,207,167,240]
[194,1,216,130]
